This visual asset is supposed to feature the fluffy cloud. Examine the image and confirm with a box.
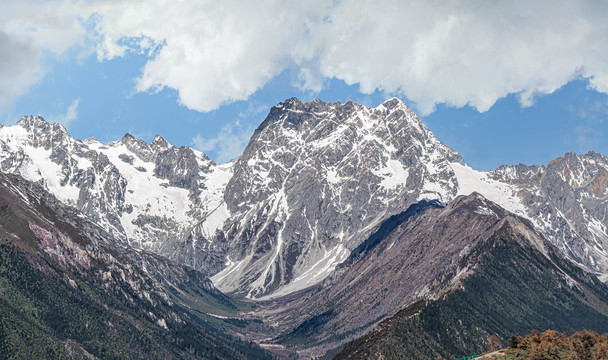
[330,1,608,114]
[0,1,85,112]
[80,0,331,112]
[84,0,608,114]
[2,1,608,115]
[0,30,41,111]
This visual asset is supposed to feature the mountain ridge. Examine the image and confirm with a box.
[233,192,608,358]
[2,97,608,299]
[335,199,608,359]
[0,170,268,359]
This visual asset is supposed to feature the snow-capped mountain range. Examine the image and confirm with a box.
[1,98,607,298]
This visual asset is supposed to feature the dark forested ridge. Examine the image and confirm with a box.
[335,213,608,359]
[0,172,268,359]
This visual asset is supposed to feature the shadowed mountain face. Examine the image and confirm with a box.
[0,172,268,359]
[1,99,608,301]
[246,194,608,358]
[335,215,608,359]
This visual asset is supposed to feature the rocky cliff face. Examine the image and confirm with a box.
[208,98,462,297]
[243,192,608,358]
[488,151,608,281]
[0,98,464,298]
[0,116,230,265]
[253,193,567,357]
[1,98,608,299]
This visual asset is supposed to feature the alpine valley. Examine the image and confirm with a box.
[1,97,608,359]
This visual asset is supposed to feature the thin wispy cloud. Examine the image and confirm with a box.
[48,98,80,129]
[191,120,254,163]
[237,101,269,119]
[570,98,608,152]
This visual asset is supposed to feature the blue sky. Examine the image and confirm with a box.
[1,1,608,170]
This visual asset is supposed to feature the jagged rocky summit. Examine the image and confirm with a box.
[1,97,608,299]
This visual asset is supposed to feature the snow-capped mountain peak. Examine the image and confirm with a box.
[151,134,170,149]
[0,117,229,258]
[209,98,463,297]
[2,99,608,299]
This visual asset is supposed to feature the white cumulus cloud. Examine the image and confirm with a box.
[3,0,608,116]
[301,0,608,114]
[0,1,86,112]
[0,30,41,111]
[81,0,331,112]
[83,0,608,114]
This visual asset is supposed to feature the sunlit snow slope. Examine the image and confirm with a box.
[0,117,231,266]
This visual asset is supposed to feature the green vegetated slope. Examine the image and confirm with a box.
[336,221,608,360]
[0,173,268,359]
